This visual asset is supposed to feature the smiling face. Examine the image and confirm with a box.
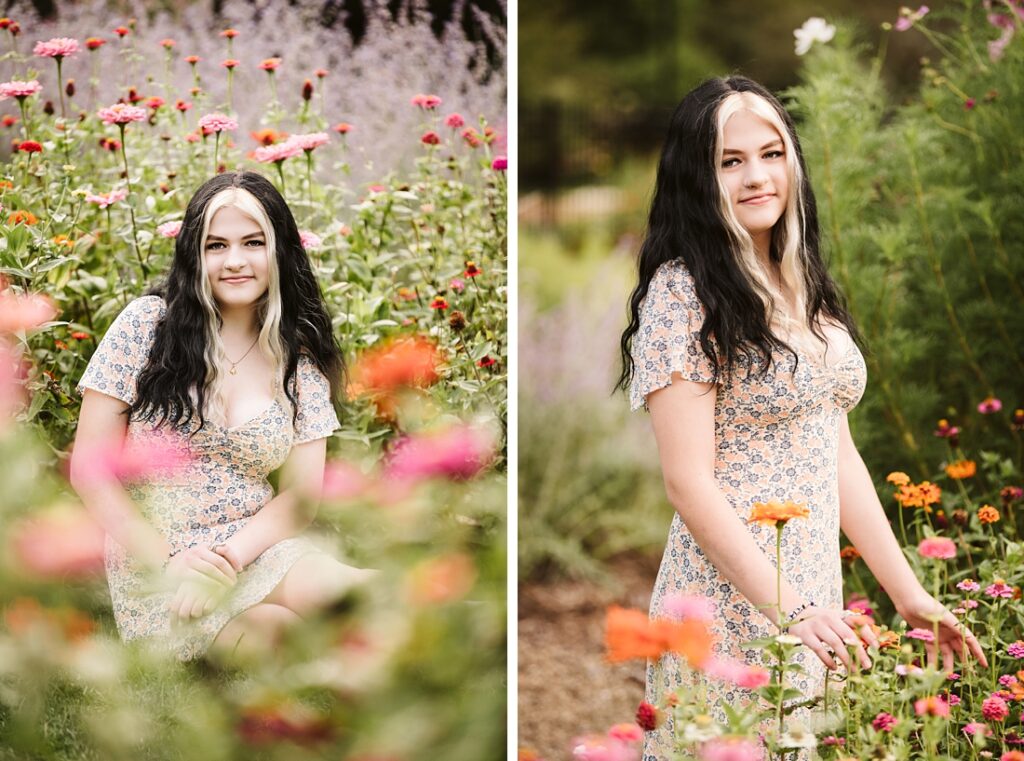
[718,109,790,255]
[203,204,270,310]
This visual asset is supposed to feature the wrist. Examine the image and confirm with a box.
[213,542,244,573]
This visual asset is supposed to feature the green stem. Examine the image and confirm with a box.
[118,126,146,278]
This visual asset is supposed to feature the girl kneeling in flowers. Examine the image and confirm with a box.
[618,76,986,759]
[71,171,372,661]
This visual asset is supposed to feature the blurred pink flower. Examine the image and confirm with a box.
[97,103,147,125]
[198,112,238,133]
[607,724,643,744]
[492,155,507,171]
[289,132,329,152]
[420,130,441,146]
[906,628,935,642]
[299,230,322,250]
[33,37,79,59]
[444,113,465,128]
[411,93,442,109]
[0,290,56,332]
[157,220,182,238]
[1008,641,1024,658]
[983,695,1010,721]
[896,5,929,31]
[253,141,302,163]
[987,581,1014,598]
[699,737,763,761]
[918,536,956,559]
[9,504,105,579]
[0,79,42,99]
[406,552,477,605]
[978,396,1003,414]
[0,342,28,425]
[71,435,192,486]
[914,695,949,717]
[872,712,898,731]
[663,594,716,622]
[704,657,771,689]
[963,721,992,737]
[956,579,980,592]
[571,734,638,761]
[321,460,374,501]
[449,277,465,291]
[384,424,496,482]
[84,188,128,209]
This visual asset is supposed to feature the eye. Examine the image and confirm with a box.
[764,150,785,159]
[721,157,740,169]
[205,241,224,250]
[245,239,265,247]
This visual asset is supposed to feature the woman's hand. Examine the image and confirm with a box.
[788,606,876,672]
[164,546,238,622]
[896,591,988,672]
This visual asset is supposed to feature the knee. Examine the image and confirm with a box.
[245,602,303,627]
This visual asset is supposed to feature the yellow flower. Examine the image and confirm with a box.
[749,500,809,527]
[886,471,911,486]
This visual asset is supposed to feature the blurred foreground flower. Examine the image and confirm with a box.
[69,434,192,486]
[405,552,476,604]
[793,17,835,55]
[605,606,713,666]
[384,423,497,482]
[7,503,105,579]
[0,287,56,332]
[237,700,333,746]
[4,597,95,643]
[349,335,442,395]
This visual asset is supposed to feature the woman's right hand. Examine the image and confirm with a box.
[164,546,238,588]
[787,606,877,672]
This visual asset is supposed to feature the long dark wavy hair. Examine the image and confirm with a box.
[616,76,862,394]
[129,171,343,433]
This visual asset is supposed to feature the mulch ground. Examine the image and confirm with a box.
[518,552,661,761]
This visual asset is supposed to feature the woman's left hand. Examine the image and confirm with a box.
[169,573,234,623]
[896,591,988,672]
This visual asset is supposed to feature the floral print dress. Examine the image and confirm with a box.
[629,260,867,760]
[77,295,341,661]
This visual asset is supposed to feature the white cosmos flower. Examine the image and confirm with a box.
[794,17,836,56]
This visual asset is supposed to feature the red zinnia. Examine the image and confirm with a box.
[420,130,440,146]
[159,38,176,49]
[332,122,352,134]
[314,68,328,78]
[184,55,200,65]
[85,37,105,50]
[113,26,129,37]
[430,296,449,310]
[220,29,239,38]
[221,59,239,69]
[635,702,661,731]
[16,140,42,153]
[477,356,496,368]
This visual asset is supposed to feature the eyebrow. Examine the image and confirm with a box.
[722,139,783,156]
[206,232,265,241]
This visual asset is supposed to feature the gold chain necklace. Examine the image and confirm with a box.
[224,336,259,375]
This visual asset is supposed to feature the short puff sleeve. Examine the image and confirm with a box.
[628,260,718,411]
[292,354,341,443]
[77,295,166,405]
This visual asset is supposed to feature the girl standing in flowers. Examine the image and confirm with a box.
[71,171,371,661]
[617,77,986,758]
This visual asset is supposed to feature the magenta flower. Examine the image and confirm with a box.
[963,721,991,737]
[663,594,717,622]
[411,93,442,109]
[704,657,771,689]
[85,188,128,209]
[97,103,147,125]
[32,37,79,59]
[298,230,322,250]
[895,5,929,31]
[253,141,303,163]
[606,724,643,744]
[0,80,42,99]
[907,628,936,642]
[699,737,763,761]
[983,695,1010,721]
[71,435,192,486]
[872,712,898,732]
[918,536,956,559]
[421,130,441,146]
[978,396,1003,414]
[570,734,636,761]
[1008,641,1024,658]
[956,579,980,593]
[449,277,465,292]
[321,460,373,501]
[491,155,507,171]
[157,220,182,238]
[987,581,1014,598]
[288,132,329,152]
[384,424,496,482]
[197,112,238,134]
[444,112,465,128]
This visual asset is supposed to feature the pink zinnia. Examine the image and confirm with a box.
[963,721,991,737]
[699,737,764,761]
[288,132,329,151]
[411,93,442,109]
[570,735,635,761]
[914,695,950,717]
[253,141,302,163]
[1009,641,1024,658]
[906,628,935,642]
[983,695,1010,721]
[84,188,128,209]
[298,231,322,250]
[384,424,496,482]
[449,277,465,291]
[444,112,465,128]
[157,220,182,238]
[0,79,42,99]
[987,581,1014,598]
[9,505,105,579]
[918,536,956,559]
[259,57,281,71]
[607,724,643,744]
[0,291,56,332]
[197,112,238,133]
[492,155,507,171]
[872,712,898,732]
[978,396,1003,414]
[957,579,980,592]
[663,594,716,622]
[32,37,79,59]
[97,103,147,125]
[1001,674,1020,686]
[221,58,239,69]
[704,657,770,689]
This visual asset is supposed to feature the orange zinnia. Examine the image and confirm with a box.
[748,499,809,527]
[886,471,910,486]
[348,335,442,394]
[605,606,713,667]
[978,504,1001,524]
[840,546,860,562]
[945,460,976,479]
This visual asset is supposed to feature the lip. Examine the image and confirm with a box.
[740,193,776,205]
[221,276,253,284]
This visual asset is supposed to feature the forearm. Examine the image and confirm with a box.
[70,478,170,572]
[838,446,926,608]
[668,480,806,625]
[219,490,316,568]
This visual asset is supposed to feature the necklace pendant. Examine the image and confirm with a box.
[229,365,238,375]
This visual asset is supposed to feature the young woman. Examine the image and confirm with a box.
[617,77,986,758]
[71,170,371,662]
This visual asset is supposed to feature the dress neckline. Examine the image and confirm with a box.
[220,395,281,433]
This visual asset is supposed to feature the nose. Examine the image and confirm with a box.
[223,243,246,270]
[742,160,769,189]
